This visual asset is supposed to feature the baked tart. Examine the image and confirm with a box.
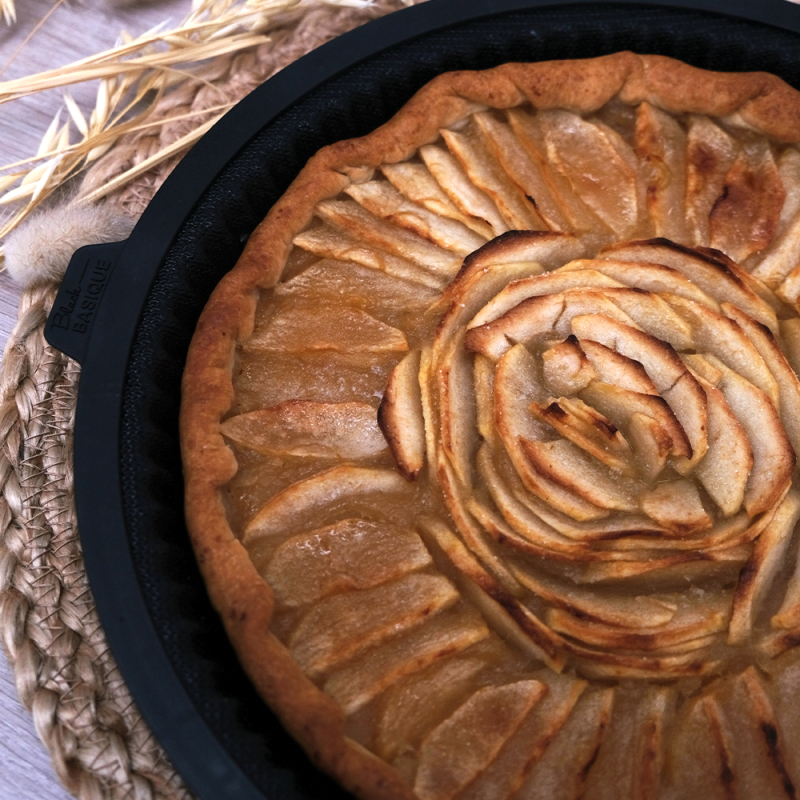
[180,51,800,799]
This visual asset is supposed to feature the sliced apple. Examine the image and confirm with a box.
[265,518,432,607]
[293,223,446,289]
[684,115,738,246]
[667,294,779,407]
[729,488,800,644]
[246,303,408,354]
[420,143,509,236]
[381,160,495,238]
[467,268,621,331]
[289,572,459,677]
[456,673,587,800]
[414,680,546,800]
[635,101,689,243]
[516,687,614,800]
[379,350,426,480]
[709,140,786,263]
[579,382,691,461]
[639,479,712,536]
[324,603,490,715]
[473,110,571,231]
[529,396,634,476]
[317,198,463,277]
[559,257,720,311]
[578,339,658,395]
[692,378,753,517]
[538,109,639,238]
[541,336,598,396]
[345,179,486,255]
[221,400,386,459]
[243,466,411,543]
[374,652,492,762]
[598,239,778,333]
[441,126,546,231]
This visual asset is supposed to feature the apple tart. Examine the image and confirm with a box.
[181,51,800,800]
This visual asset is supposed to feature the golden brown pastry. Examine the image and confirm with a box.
[180,52,800,799]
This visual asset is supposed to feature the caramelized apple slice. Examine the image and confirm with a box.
[317,198,463,277]
[221,400,386,459]
[684,115,738,246]
[538,109,639,238]
[324,603,490,715]
[546,593,728,654]
[579,684,674,800]
[456,673,587,800]
[507,107,610,241]
[541,337,597,396]
[626,411,672,482]
[710,358,795,517]
[768,650,800,787]
[724,302,800,455]
[729,488,800,644]
[559,257,719,310]
[293,223,446,289]
[473,110,571,231]
[420,143,509,236]
[345,180,486,255]
[517,687,615,800]
[708,668,798,800]
[373,640,512,763]
[750,149,800,288]
[247,304,408,354]
[578,339,658,395]
[379,350,426,480]
[692,378,753,517]
[493,345,610,521]
[578,382,690,462]
[265,519,432,607]
[418,514,566,669]
[413,680,546,800]
[634,101,689,243]
[466,293,636,362]
[275,258,439,312]
[571,314,707,468]
[467,269,622,331]
[289,572,459,677]
[510,566,677,629]
[666,295,779,407]
[441,126,545,231]
[639,479,712,536]
[244,466,411,543]
[709,140,786,263]
[381,160,495,238]
[519,438,640,513]
[665,694,734,800]
[599,239,779,332]
[529,396,635,476]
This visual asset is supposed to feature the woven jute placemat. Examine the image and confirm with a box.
[0,2,417,797]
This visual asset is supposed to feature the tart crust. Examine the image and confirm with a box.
[181,52,800,799]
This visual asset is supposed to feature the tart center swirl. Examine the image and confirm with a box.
[378,232,800,678]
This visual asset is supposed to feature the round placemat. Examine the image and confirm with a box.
[0,2,414,798]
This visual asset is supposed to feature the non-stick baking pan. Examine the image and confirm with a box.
[43,1,800,797]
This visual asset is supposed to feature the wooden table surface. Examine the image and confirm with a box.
[0,3,191,798]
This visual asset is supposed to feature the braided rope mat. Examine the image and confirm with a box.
[0,2,416,797]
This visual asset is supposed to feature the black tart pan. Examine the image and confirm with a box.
[43,1,800,798]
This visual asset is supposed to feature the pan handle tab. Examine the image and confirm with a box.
[44,240,127,364]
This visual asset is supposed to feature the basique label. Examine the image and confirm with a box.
[45,241,126,364]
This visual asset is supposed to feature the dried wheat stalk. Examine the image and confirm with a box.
[0,0,381,269]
